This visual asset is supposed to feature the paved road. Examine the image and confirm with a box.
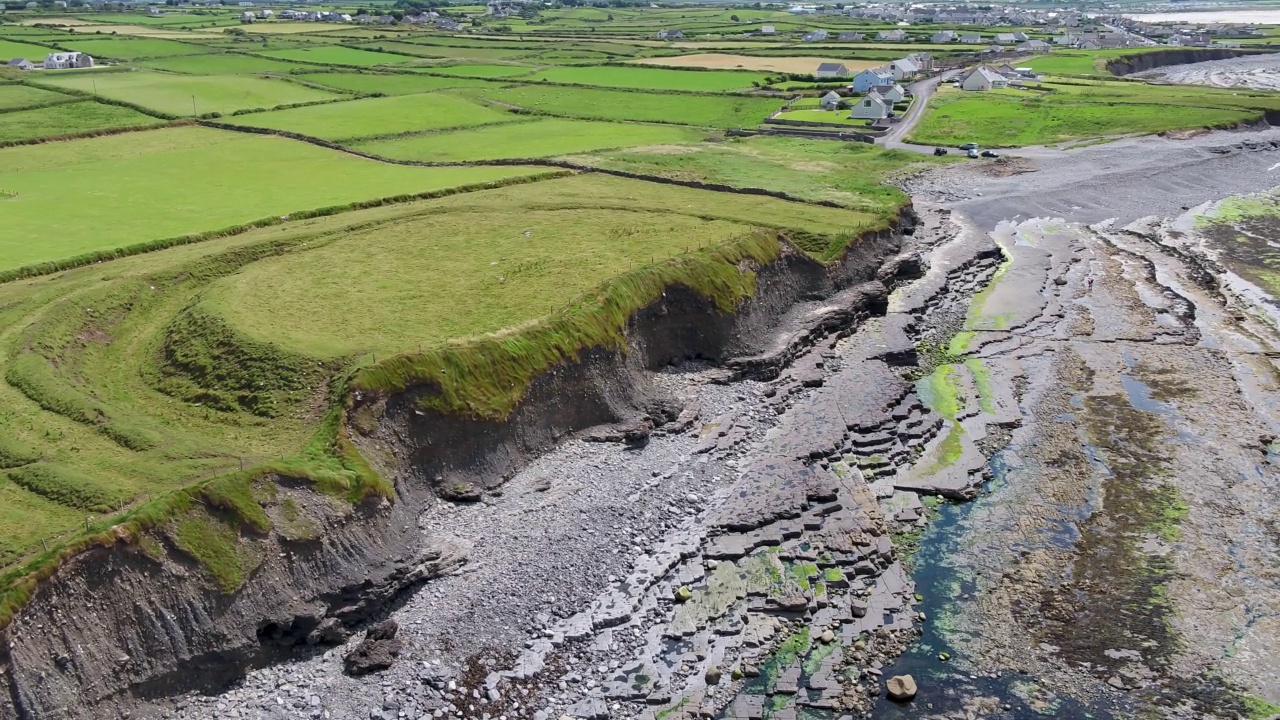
[879,70,961,153]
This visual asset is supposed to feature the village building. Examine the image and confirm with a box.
[849,67,893,93]
[838,31,863,41]
[6,58,35,71]
[802,29,828,42]
[1018,39,1051,52]
[819,90,842,110]
[43,52,94,70]
[656,29,684,40]
[931,30,956,43]
[959,65,1007,91]
[814,62,850,79]
[870,82,906,103]
[760,25,776,35]
[887,56,919,81]
[960,33,983,44]
[849,91,889,120]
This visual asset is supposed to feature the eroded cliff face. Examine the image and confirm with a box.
[0,212,916,720]
[1106,48,1256,76]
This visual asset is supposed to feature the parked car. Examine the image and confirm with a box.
[967,148,980,158]
[958,142,979,151]
[933,147,948,156]
[981,150,1000,158]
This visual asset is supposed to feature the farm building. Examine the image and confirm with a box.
[760,25,776,35]
[240,11,254,21]
[802,29,829,42]
[43,52,93,70]
[959,65,1007,91]
[815,62,851,78]
[6,58,35,70]
[656,29,685,40]
[819,90,842,110]
[849,91,889,120]
[257,8,273,18]
[849,67,893,93]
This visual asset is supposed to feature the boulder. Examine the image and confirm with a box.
[674,586,693,603]
[886,674,917,702]
[343,621,404,676]
[705,667,722,685]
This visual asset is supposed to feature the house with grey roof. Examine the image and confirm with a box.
[960,65,1007,91]
[849,91,889,120]
[838,31,863,41]
[43,52,94,70]
[802,29,828,42]
[870,83,906,103]
[819,90,842,109]
[815,62,851,78]
[6,58,35,70]
[849,67,893,92]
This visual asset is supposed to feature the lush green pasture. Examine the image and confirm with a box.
[34,70,341,116]
[567,136,926,220]
[256,45,420,66]
[525,64,769,91]
[353,118,706,161]
[0,84,69,110]
[451,84,784,128]
[297,70,496,95]
[1023,48,1165,76]
[0,125,544,270]
[419,63,538,78]
[0,38,57,60]
[207,173,873,357]
[355,40,534,62]
[774,108,870,126]
[0,100,160,143]
[136,52,307,75]
[55,37,208,59]
[906,87,1259,148]
[221,92,512,141]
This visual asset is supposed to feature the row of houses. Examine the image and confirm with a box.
[5,52,94,71]
[238,8,456,28]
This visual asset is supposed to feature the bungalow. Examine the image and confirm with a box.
[1054,33,1079,45]
[849,91,889,120]
[1079,39,1101,50]
[257,8,273,18]
[960,33,983,44]
[1013,32,1030,41]
[435,18,462,30]
[656,29,684,40]
[931,30,956,42]
[838,31,863,41]
[870,83,906,102]
[983,44,1005,54]
[994,32,1016,43]
[877,29,906,41]
[6,58,35,71]
[959,65,1007,91]
[279,9,297,19]
[146,5,161,14]
[802,29,828,42]
[908,52,933,72]
[43,52,94,70]
[1019,39,1051,52]
[849,67,892,92]
[760,25,776,35]
[819,90,842,110]
[815,62,850,78]
[240,10,254,21]
[887,56,919,81]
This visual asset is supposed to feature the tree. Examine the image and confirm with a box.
[730,13,739,21]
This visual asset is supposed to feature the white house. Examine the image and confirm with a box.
[877,29,906,41]
[887,56,919,81]
[815,62,850,78]
[802,29,828,42]
[240,10,254,21]
[849,91,889,120]
[960,33,983,44]
[6,58,35,71]
[994,32,1016,44]
[960,65,1007,91]
[147,5,162,14]
[43,52,94,70]
[931,30,956,42]
[257,8,273,18]
[838,31,863,41]
[656,29,684,40]
[760,25,776,35]
[870,82,906,102]
[1019,39,1051,52]
[819,90,842,110]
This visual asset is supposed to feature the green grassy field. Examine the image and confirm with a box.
[0,100,161,143]
[135,52,309,75]
[206,173,875,358]
[1023,48,1166,76]
[0,38,57,60]
[33,70,342,116]
[451,83,784,128]
[525,64,770,91]
[220,92,513,141]
[566,136,928,219]
[297,70,496,95]
[352,117,706,161]
[417,63,539,78]
[0,83,69,109]
[0,125,545,270]
[907,86,1262,147]
[353,40,535,62]
[255,45,421,66]
[54,37,208,59]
